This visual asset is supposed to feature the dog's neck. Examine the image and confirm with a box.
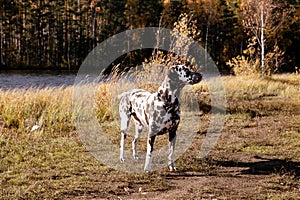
[156,75,184,104]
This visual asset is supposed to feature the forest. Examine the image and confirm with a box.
[0,0,299,74]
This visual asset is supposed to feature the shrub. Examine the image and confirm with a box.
[227,37,285,76]
[226,36,261,76]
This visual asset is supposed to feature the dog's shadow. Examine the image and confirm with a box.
[222,156,300,178]
[163,156,300,179]
[216,156,300,178]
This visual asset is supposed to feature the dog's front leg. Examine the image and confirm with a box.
[168,131,177,171]
[144,134,156,172]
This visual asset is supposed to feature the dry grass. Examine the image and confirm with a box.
[0,87,75,138]
[0,73,299,199]
[222,74,300,100]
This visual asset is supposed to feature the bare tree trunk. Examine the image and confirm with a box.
[0,23,3,66]
[65,0,71,70]
[261,3,266,76]
[205,0,212,68]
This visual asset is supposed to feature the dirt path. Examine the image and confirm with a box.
[116,155,298,200]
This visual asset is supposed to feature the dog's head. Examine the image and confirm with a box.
[169,65,202,85]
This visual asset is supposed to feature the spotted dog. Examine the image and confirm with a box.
[118,65,202,172]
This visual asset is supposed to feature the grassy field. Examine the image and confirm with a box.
[0,74,299,199]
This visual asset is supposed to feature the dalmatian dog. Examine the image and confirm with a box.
[118,65,202,172]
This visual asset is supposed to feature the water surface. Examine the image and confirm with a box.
[0,71,76,90]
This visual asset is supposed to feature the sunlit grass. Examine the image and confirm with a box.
[0,87,75,138]
[222,74,300,100]
[192,73,299,100]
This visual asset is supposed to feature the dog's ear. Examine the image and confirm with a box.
[168,65,178,81]
[169,65,179,78]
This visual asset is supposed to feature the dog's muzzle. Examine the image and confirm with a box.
[191,72,202,84]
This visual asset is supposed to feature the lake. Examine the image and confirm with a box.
[0,71,76,90]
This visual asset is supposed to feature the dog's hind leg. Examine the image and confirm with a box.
[132,121,143,160]
[119,98,131,163]
[120,130,127,163]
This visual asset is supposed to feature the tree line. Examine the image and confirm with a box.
[0,0,299,73]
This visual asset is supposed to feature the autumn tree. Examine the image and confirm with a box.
[240,0,291,75]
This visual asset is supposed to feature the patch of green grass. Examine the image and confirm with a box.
[241,130,300,159]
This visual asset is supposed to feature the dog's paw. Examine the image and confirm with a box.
[144,166,152,173]
[168,164,178,172]
[120,157,125,163]
[144,169,152,173]
[133,153,139,160]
